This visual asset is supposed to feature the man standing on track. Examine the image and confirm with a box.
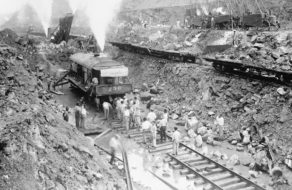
[150,121,157,148]
[123,106,131,131]
[159,118,167,143]
[141,118,152,144]
[172,127,181,155]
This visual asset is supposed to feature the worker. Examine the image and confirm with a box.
[63,106,70,122]
[141,118,152,144]
[79,97,85,105]
[241,127,251,145]
[120,100,126,121]
[123,106,131,131]
[172,127,181,155]
[214,113,224,137]
[47,77,52,92]
[80,103,87,129]
[134,96,140,107]
[162,109,169,121]
[129,101,136,128]
[159,118,167,143]
[74,103,81,128]
[150,121,157,148]
[103,102,112,121]
[116,97,122,120]
[89,77,98,96]
[185,115,199,132]
[188,128,196,149]
[147,108,157,122]
[195,134,203,150]
[133,103,141,128]
[109,134,121,165]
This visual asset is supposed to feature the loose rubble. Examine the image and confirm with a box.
[0,29,126,190]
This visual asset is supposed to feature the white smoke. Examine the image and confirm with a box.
[28,0,53,36]
[84,0,123,52]
[201,5,209,15]
[0,0,52,36]
[212,7,227,15]
[0,0,27,15]
[67,0,83,13]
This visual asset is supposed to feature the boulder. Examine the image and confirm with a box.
[249,170,258,178]
[171,114,179,120]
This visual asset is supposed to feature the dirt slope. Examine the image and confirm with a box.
[0,34,125,190]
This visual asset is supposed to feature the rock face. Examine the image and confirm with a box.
[218,32,292,72]
[116,51,292,151]
[0,31,125,190]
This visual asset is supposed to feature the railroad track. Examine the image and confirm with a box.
[111,120,266,190]
[110,41,292,86]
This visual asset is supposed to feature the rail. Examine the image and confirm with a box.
[111,41,292,86]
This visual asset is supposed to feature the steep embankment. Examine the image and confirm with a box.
[115,50,292,158]
[0,34,125,190]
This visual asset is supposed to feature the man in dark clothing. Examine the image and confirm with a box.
[75,103,81,128]
[63,106,70,122]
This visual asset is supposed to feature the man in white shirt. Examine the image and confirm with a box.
[141,118,152,144]
[103,102,112,121]
[150,121,157,147]
[163,109,169,121]
[80,104,87,129]
[214,114,224,137]
[133,103,141,128]
[116,98,122,120]
[147,108,157,122]
[172,127,181,155]
[123,106,131,131]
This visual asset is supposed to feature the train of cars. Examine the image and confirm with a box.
[110,41,292,86]
[185,12,280,30]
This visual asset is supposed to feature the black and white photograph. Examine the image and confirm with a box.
[0,0,292,189]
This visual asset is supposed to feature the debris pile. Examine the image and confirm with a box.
[116,51,292,166]
[0,29,125,190]
[218,32,292,72]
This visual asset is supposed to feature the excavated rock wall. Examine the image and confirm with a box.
[0,37,126,190]
[116,51,292,154]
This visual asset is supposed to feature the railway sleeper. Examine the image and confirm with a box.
[180,168,191,175]
[172,164,183,170]
[151,148,173,155]
[174,151,193,158]
[215,177,240,187]
[186,173,196,180]
[208,172,232,181]
[187,160,209,167]
[176,155,203,162]
[203,168,224,176]
[223,182,248,190]
[194,164,217,171]
[128,132,150,138]
[236,186,256,190]
[148,147,173,153]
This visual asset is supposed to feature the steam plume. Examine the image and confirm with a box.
[84,0,122,52]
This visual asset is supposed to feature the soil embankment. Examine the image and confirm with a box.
[0,31,126,190]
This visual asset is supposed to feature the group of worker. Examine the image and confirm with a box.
[115,96,141,131]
